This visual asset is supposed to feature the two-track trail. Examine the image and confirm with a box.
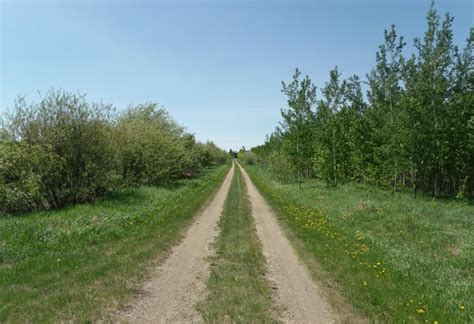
[116,163,235,323]
[238,163,335,323]
[116,161,337,323]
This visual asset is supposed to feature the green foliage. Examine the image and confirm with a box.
[254,3,473,197]
[237,150,257,165]
[267,150,294,184]
[2,90,116,211]
[0,142,63,213]
[1,90,228,215]
[198,141,230,167]
[116,104,192,185]
[252,131,295,183]
[280,69,317,186]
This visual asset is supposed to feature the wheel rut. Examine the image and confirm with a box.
[238,163,335,324]
[115,164,235,323]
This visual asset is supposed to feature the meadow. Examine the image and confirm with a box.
[0,165,229,322]
[244,164,473,323]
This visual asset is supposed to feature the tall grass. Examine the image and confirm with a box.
[0,165,229,322]
[245,164,473,322]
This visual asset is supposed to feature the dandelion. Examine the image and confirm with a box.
[363,281,368,287]
[459,305,465,311]
[416,308,426,314]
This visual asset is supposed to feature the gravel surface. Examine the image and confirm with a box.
[116,164,234,323]
[239,163,335,324]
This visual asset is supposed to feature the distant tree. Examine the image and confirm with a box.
[229,149,238,159]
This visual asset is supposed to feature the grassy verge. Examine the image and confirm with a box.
[197,166,279,322]
[0,165,230,322]
[244,164,473,323]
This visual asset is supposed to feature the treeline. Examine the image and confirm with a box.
[253,3,473,197]
[0,90,229,214]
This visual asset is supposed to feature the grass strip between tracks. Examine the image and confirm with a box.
[198,165,279,322]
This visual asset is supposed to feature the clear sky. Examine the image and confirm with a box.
[1,0,472,151]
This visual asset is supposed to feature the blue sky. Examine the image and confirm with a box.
[1,0,472,150]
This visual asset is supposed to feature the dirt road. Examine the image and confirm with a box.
[116,163,234,323]
[239,163,335,323]
[116,161,336,323]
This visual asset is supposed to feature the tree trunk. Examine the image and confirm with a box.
[332,128,337,187]
[411,159,417,198]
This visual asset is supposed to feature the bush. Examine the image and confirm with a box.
[238,150,257,165]
[0,142,63,214]
[1,90,116,212]
[1,90,229,215]
[267,151,294,184]
[116,104,200,185]
[199,141,230,167]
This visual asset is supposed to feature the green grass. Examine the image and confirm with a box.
[197,166,279,323]
[0,165,230,322]
[244,164,473,323]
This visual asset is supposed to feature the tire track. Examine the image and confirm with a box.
[116,163,235,323]
[238,163,335,323]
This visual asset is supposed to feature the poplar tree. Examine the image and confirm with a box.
[314,67,345,186]
[367,24,406,189]
[404,3,456,196]
[252,1,473,198]
[281,69,317,187]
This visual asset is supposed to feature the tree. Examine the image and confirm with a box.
[251,2,472,198]
[404,3,457,196]
[281,68,317,187]
[314,67,345,186]
[367,24,407,190]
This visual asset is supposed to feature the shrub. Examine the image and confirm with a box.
[1,91,229,215]
[2,90,116,212]
[238,150,257,165]
[267,151,294,184]
[0,142,63,214]
[116,104,204,185]
[199,141,230,167]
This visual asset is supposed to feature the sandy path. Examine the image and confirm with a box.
[239,163,335,324]
[116,163,234,323]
